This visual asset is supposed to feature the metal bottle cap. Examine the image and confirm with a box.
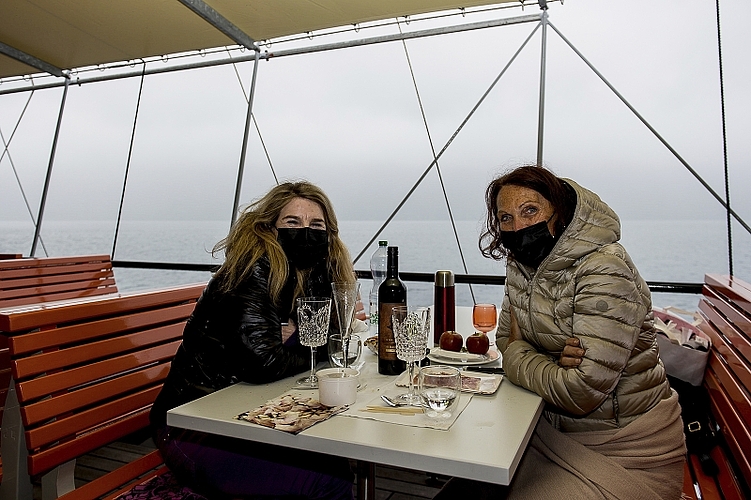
[435,270,454,287]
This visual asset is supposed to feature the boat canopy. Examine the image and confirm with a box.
[0,0,517,79]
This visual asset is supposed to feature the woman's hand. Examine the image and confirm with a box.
[508,306,522,344]
[559,337,585,368]
[281,319,297,344]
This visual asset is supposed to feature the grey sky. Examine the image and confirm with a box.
[1,0,749,235]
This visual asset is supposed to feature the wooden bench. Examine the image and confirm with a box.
[0,255,118,309]
[681,274,751,500]
[0,254,119,484]
[0,283,206,500]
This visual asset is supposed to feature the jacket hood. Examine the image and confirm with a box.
[543,178,621,272]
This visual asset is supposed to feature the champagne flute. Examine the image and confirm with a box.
[331,282,360,369]
[295,297,332,389]
[472,303,498,347]
[392,306,430,406]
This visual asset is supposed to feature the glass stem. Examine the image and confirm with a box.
[343,338,350,369]
[407,361,416,396]
[310,347,317,380]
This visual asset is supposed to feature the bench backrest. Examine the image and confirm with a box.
[0,282,206,498]
[0,255,118,308]
[697,274,751,489]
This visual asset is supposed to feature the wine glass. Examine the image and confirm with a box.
[472,303,498,347]
[295,297,332,389]
[328,333,363,371]
[391,306,430,406]
[331,282,360,369]
[419,365,461,418]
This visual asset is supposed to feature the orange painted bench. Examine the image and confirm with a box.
[0,254,119,484]
[681,274,751,500]
[0,283,206,499]
[0,255,117,309]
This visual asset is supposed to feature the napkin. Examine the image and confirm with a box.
[237,392,347,434]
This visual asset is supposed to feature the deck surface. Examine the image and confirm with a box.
[33,438,448,499]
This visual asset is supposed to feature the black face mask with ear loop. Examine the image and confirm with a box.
[500,214,556,269]
[276,227,329,269]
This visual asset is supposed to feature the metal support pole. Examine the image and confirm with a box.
[231,49,261,224]
[536,8,548,166]
[30,76,69,257]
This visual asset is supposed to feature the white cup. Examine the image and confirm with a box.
[317,367,359,406]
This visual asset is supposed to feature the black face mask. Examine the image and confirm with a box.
[276,227,329,269]
[500,216,556,269]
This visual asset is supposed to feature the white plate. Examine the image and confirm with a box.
[395,370,503,395]
[428,348,500,366]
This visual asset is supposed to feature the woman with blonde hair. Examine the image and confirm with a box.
[150,181,357,499]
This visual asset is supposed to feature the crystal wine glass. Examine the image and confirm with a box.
[295,297,332,389]
[331,282,360,369]
[419,365,461,418]
[391,305,430,406]
[472,303,498,346]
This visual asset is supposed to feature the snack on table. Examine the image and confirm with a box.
[237,393,346,434]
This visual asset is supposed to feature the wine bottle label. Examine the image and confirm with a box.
[378,302,402,361]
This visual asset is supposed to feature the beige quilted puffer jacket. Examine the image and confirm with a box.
[497,179,671,432]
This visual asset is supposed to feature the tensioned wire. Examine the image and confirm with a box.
[352,21,542,266]
[395,18,477,304]
[112,61,147,259]
[0,86,49,256]
[227,47,278,186]
[715,0,732,276]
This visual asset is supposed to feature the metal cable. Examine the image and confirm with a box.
[227,49,278,184]
[0,90,48,255]
[112,61,146,259]
[548,20,751,237]
[395,20,476,303]
[715,0,733,276]
[353,21,541,264]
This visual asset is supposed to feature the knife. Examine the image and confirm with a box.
[464,367,505,375]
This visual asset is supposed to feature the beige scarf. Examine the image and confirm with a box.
[509,390,687,500]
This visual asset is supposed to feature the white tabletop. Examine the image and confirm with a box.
[168,348,543,485]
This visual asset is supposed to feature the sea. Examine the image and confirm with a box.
[2,219,749,314]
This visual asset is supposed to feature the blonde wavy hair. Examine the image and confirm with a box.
[212,181,355,305]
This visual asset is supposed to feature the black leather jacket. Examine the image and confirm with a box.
[150,256,335,427]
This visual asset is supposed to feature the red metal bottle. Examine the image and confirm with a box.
[433,270,455,346]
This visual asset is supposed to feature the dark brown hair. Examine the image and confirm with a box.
[479,165,576,260]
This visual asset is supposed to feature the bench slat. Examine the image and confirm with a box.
[13,322,185,379]
[22,363,170,425]
[705,274,751,320]
[0,255,111,272]
[28,409,151,476]
[57,450,166,500]
[706,369,751,488]
[0,283,205,332]
[701,288,751,365]
[26,387,161,449]
[0,287,117,309]
[0,272,115,298]
[8,302,195,356]
[15,341,181,403]
[699,298,751,390]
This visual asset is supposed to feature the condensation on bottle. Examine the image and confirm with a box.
[369,240,388,336]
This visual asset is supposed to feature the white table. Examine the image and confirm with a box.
[167,353,543,488]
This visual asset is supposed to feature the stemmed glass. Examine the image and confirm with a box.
[295,297,332,389]
[472,303,498,347]
[331,282,360,369]
[391,306,430,406]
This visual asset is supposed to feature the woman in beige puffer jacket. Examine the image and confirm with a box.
[475,165,686,499]
[492,173,671,432]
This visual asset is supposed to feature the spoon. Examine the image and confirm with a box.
[381,395,425,408]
